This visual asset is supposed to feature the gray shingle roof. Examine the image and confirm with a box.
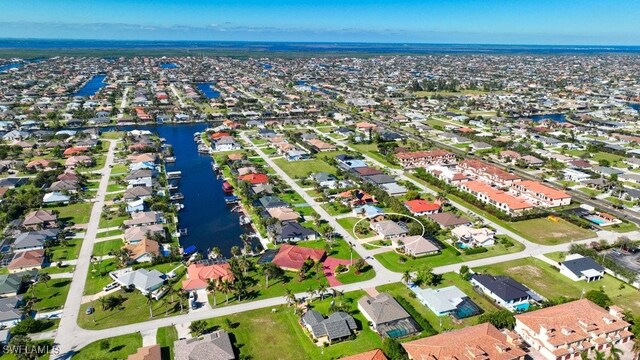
[358,293,411,325]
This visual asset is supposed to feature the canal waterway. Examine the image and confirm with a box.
[529,113,567,123]
[74,74,108,97]
[195,83,220,99]
[107,123,249,257]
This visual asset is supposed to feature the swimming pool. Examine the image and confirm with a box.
[453,298,482,319]
[585,215,607,225]
[456,242,470,249]
[386,328,409,338]
[514,303,530,312]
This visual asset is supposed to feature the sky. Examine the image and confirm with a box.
[1,0,639,45]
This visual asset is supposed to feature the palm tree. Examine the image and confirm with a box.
[314,261,323,279]
[284,288,296,307]
[607,346,623,360]
[230,246,240,258]
[207,279,218,306]
[402,270,413,285]
[594,350,606,360]
[210,247,221,260]
[145,292,154,318]
[178,289,188,313]
[632,339,640,359]
[165,286,175,304]
[98,296,107,311]
[262,263,279,288]
[317,284,328,301]
[220,279,233,305]
[38,272,51,288]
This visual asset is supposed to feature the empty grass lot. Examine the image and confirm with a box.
[71,333,141,360]
[508,218,596,245]
[49,239,82,261]
[273,158,337,178]
[157,326,179,360]
[31,278,72,311]
[49,202,94,225]
[473,257,640,313]
[92,239,123,256]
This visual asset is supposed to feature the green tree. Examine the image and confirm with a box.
[189,320,208,337]
[38,272,51,288]
[478,310,516,329]
[585,290,612,308]
[381,337,408,360]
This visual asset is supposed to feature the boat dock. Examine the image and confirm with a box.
[167,171,182,179]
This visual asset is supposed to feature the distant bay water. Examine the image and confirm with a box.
[2,39,640,55]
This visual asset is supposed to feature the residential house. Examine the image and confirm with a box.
[22,210,57,229]
[238,173,269,185]
[471,274,533,312]
[124,239,160,263]
[112,268,165,295]
[266,207,300,222]
[0,297,22,328]
[427,212,471,228]
[127,345,161,360]
[126,199,145,214]
[271,244,325,271]
[404,199,441,216]
[559,254,605,282]
[358,293,420,338]
[514,300,633,360]
[13,229,58,252]
[49,180,78,193]
[125,169,154,188]
[269,222,318,243]
[400,235,440,257]
[402,323,527,360]
[451,225,496,247]
[173,330,235,360]
[124,224,164,245]
[7,249,45,273]
[313,172,338,188]
[123,186,153,201]
[412,286,471,317]
[0,272,34,297]
[123,211,163,228]
[42,192,70,205]
[352,205,385,222]
[301,310,357,344]
[338,189,377,207]
[339,349,387,360]
[213,136,242,152]
[257,196,289,209]
[371,220,408,240]
[182,262,234,291]
[285,149,310,161]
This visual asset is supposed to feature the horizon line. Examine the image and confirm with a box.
[1,37,640,48]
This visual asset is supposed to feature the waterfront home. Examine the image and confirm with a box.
[301,309,357,344]
[125,169,154,188]
[358,293,420,338]
[266,207,300,222]
[128,161,156,172]
[124,239,160,263]
[173,330,235,360]
[426,212,471,228]
[559,254,605,282]
[268,222,318,243]
[22,210,57,229]
[182,262,234,291]
[412,285,470,317]
[238,173,269,185]
[126,199,145,214]
[123,211,164,228]
[470,274,533,312]
[404,199,441,216]
[213,136,242,152]
[451,225,496,247]
[402,323,527,360]
[124,224,165,245]
[514,300,632,360]
[271,244,325,271]
[123,186,153,201]
[7,249,45,273]
[399,235,440,257]
[257,195,289,209]
[249,183,274,196]
[111,268,165,295]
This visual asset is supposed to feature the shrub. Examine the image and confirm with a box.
[394,296,437,336]
[463,247,489,255]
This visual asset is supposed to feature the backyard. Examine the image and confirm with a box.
[473,257,640,313]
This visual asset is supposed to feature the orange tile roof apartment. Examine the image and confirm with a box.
[402,323,527,360]
[461,180,534,215]
[510,180,571,208]
[457,159,521,187]
[514,299,633,360]
[395,149,456,169]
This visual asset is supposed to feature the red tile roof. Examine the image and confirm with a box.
[339,349,387,360]
[182,262,235,291]
[238,173,269,184]
[272,244,325,271]
[404,199,441,214]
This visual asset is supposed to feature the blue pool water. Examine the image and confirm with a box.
[514,303,530,312]
[456,242,470,249]
[585,215,607,225]
[453,298,482,319]
[195,83,221,99]
[74,74,107,97]
[386,329,409,338]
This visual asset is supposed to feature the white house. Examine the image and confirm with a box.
[559,254,605,282]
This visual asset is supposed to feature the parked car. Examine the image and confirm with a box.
[103,282,119,291]
[85,307,94,315]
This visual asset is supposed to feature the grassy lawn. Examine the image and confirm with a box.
[280,190,306,204]
[31,279,71,311]
[96,229,124,238]
[335,266,376,284]
[48,239,82,261]
[273,158,337,179]
[106,183,126,193]
[321,203,351,216]
[79,288,188,329]
[49,202,94,225]
[157,325,178,360]
[473,257,640,313]
[109,163,128,175]
[350,143,400,169]
[544,251,565,262]
[508,218,596,245]
[92,239,123,256]
[608,221,638,233]
[98,214,129,229]
[374,238,525,273]
[579,187,602,197]
[71,333,142,360]
[204,290,382,359]
[84,258,118,295]
[39,265,75,274]
[298,239,361,260]
[336,217,374,239]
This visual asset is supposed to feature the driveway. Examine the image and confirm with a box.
[323,256,353,287]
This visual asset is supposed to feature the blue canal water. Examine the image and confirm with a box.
[530,113,567,123]
[74,74,108,97]
[262,63,272,70]
[0,63,22,72]
[195,83,221,99]
[629,103,640,111]
[152,124,247,257]
[159,63,178,69]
